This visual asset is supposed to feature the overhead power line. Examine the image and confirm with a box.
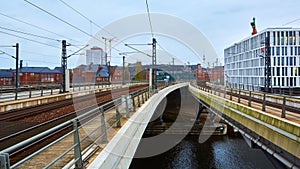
[0,26,61,42]
[0,49,15,58]
[24,0,122,53]
[58,0,117,39]
[0,11,82,44]
[145,0,154,38]
[282,18,300,26]
[0,30,61,49]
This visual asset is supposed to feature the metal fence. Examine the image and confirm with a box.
[0,87,150,169]
[0,82,146,102]
[194,82,300,120]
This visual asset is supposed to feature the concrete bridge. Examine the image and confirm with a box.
[88,83,300,169]
[2,82,299,169]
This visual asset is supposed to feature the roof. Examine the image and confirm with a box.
[15,67,62,73]
[96,65,109,77]
[80,64,109,77]
[0,69,13,78]
[225,27,300,49]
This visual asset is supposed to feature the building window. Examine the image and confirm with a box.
[282,77,285,86]
[285,47,288,55]
[273,32,276,45]
[299,31,300,45]
[278,78,280,86]
[291,67,294,76]
[274,77,276,86]
[281,57,284,66]
[277,31,280,45]
[290,57,293,66]
[282,67,285,76]
[291,47,293,56]
[277,67,280,76]
[276,47,280,55]
[281,31,284,45]
[285,67,288,76]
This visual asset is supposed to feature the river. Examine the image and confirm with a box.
[129,135,278,169]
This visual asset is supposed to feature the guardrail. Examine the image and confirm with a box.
[0,87,150,169]
[0,82,148,102]
[193,82,300,120]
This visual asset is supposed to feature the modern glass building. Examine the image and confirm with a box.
[86,47,105,65]
[224,27,300,94]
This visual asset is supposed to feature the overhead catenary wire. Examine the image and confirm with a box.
[58,0,118,39]
[282,18,300,26]
[0,26,61,42]
[0,49,15,58]
[0,11,82,44]
[24,0,122,53]
[145,0,154,38]
[0,30,61,49]
[0,30,77,53]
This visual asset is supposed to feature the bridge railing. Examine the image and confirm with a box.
[0,82,148,102]
[0,87,150,169]
[192,82,300,120]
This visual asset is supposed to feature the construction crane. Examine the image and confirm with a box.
[102,37,116,64]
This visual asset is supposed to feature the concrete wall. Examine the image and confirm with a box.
[88,83,189,169]
[189,85,300,159]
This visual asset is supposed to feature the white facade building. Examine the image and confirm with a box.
[224,27,300,93]
[86,47,105,65]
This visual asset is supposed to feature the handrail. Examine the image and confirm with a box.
[0,87,150,169]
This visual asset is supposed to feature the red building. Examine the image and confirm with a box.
[207,66,224,84]
[13,67,62,85]
[70,64,109,84]
[196,64,209,85]
[0,69,13,86]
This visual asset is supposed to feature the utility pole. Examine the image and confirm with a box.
[264,36,271,93]
[172,57,175,81]
[107,61,111,84]
[123,56,125,85]
[61,40,67,93]
[152,38,157,91]
[14,43,19,100]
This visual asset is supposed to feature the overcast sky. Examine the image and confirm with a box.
[1,0,300,69]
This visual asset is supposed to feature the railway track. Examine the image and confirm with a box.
[1,85,149,166]
[0,85,147,146]
[0,84,147,121]
[199,85,300,115]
